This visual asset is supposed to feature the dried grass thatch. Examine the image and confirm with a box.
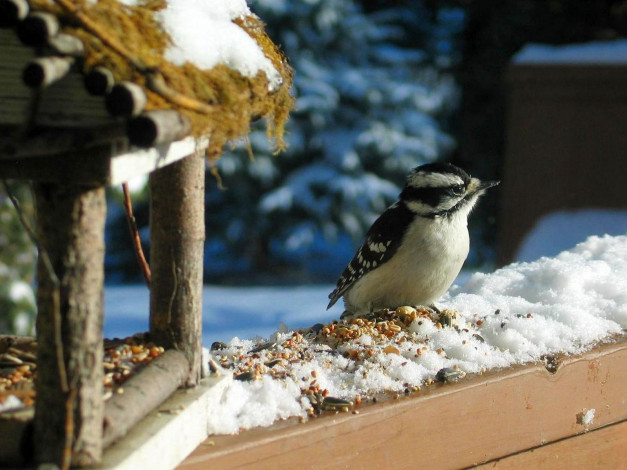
[30,0,294,159]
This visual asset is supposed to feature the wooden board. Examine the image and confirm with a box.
[0,29,34,126]
[498,64,627,264]
[0,28,112,128]
[0,136,208,186]
[178,338,626,470]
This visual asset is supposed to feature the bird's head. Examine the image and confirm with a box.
[400,162,499,217]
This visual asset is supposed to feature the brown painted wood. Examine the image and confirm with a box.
[498,64,627,264]
[149,150,205,387]
[476,420,627,469]
[179,338,626,470]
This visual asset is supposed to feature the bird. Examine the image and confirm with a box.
[327,162,499,316]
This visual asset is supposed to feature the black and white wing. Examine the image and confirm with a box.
[327,202,415,309]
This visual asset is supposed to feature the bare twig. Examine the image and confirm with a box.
[122,182,151,287]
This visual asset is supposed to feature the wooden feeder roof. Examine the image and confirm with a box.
[0,0,294,174]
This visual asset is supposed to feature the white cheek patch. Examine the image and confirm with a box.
[409,172,463,188]
[405,200,435,214]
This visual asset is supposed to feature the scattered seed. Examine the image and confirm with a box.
[435,368,466,383]
[234,371,257,381]
[321,396,353,411]
[210,341,228,351]
[264,358,282,368]
[248,341,277,354]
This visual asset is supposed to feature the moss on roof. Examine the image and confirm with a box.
[30,0,294,159]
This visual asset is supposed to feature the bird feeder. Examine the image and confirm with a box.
[0,0,293,467]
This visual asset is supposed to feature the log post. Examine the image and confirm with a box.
[0,0,29,28]
[149,151,205,387]
[32,182,106,468]
[22,57,74,88]
[105,81,147,117]
[84,66,114,96]
[16,12,59,46]
[128,110,191,148]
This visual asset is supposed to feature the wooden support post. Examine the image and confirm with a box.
[149,151,205,387]
[33,183,106,468]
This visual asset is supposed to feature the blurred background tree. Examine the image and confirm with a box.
[201,0,464,283]
[0,183,37,334]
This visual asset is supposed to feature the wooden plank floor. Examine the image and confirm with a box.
[178,337,626,470]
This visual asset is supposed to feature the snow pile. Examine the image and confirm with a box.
[205,235,626,435]
[160,0,281,89]
[111,0,281,89]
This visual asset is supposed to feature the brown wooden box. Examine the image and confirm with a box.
[178,337,626,469]
[498,63,627,265]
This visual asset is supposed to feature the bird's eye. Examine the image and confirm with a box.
[450,185,464,196]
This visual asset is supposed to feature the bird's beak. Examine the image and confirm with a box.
[467,178,499,196]
[479,179,499,191]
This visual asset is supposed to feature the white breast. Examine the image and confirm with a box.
[344,210,470,314]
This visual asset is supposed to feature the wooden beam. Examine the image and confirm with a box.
[128,110,191,148]
[16,12,59,46]
[84,67,115,96]
[103,350,189,448]
[149,150,205,387]
[0,136,208,186]
[22,56,74,88]
[0,0,29,28]
[46,33,85,57]
[33,182,106,467]
[106,81,147,117]
[178,338,627,470]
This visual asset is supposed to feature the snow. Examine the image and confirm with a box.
[0,394,23,414]
[104,234,627,435]
[515,209,627,262]
[160,0,282,90]
[580,408,596,427]
[92,0,281,90]
[513,39,627,65]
